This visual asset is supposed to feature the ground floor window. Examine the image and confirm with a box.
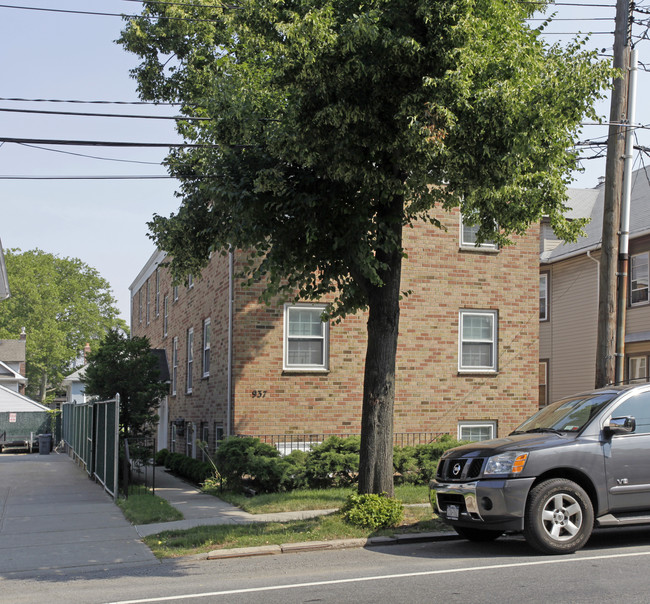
[539,359,549,408]
[628,355,649,383]
[458,421,496,442]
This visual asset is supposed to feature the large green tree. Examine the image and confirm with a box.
[84,329,169,438]
[0,249,125,403]
[120,0,610,494]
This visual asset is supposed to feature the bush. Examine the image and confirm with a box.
[164,451,213,485]
[154,448,170,467]
[214,436,283,492]
[393,437,467,485]
[342,493,404,529]
[305,436,360,488]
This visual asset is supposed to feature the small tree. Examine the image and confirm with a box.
[83,329,169,437]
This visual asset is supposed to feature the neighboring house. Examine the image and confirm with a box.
[0,238,9,301]
[61,365,87,405]
[0,331,27,395]
[0,384,50,450]
[540,167,650,405]
[130,207,541,456]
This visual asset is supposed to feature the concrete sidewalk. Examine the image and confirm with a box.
[0,452,158,576]
[136,468,337,537]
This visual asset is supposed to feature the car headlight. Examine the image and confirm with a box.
[484,451,529,475]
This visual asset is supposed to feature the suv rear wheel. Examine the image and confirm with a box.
[524,478,593,554]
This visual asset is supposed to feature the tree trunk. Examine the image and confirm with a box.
[39,371,48,404]
[358,196,404,496]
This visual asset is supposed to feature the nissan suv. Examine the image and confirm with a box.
[430,384,650,554]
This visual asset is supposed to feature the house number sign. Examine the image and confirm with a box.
[251,390,267,398]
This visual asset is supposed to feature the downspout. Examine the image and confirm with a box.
[227,249,234,436]
[615,47,638,385]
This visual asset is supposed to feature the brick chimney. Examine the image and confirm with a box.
[84,343,91,364]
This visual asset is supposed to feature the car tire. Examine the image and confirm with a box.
[524,478,593,555]
[453,526,502,542]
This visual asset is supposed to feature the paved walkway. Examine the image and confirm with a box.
[136,468,337,537]
[0,452,157,576]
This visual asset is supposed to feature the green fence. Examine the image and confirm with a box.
[61,396,120,499]
[0,411,50,450]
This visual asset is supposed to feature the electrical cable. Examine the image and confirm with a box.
[0,107,209,120]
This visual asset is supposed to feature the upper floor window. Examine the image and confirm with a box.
[629,355,648,383]
[155,268,160,316]
[163,295,169,338]
[458,309,498,373]
[138,290,143,324]
[186,327,194,393]
[202,318,211,377]
[540,273,549,321]
[188,273,194,289]
[171,337,178,396]
[283,304,329,371]
[631,252,649,306]
[173,285,179,302]
[146,279,151,325]
[460,218,498,250]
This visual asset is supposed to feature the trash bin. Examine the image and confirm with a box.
[38,434,51,455]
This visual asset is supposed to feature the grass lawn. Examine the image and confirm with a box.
[117,485,184,525]
[144,505,446,559]
[211,483,430,513]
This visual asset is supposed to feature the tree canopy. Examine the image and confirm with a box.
[84,329,169,438]
[0,249,125,403]
[120,0,610,493]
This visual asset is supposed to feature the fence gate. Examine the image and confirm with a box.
[61,395,120,499]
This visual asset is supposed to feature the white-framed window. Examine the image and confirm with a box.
[202,318,211,377]
[138,290,143,324]
[459,309,498,372]
[458,421,496,442]
[283,304,329,371]
[629,356,648,383]
[146,279,150,325]
[188,273,194,289]
[171,337,178,396]
[163,295,169,338]
[539,360,549,408]
[540,273,549,321]
[631,252,649,306]
[460,217,498,250]
[155,268,160,316]
[173,285,179,302]
[187,327,194,393]
[214,424,225,449]
[170,423,177,453]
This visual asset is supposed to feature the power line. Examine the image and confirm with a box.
[0,96,182,106]
[16,143,164,165]
[0,107,210,120]
[0,136,254,149]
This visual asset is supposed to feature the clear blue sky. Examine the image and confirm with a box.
[0,1,647,322]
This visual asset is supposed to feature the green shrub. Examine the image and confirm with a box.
[214,436,282,492]
[306,436,360,488]
[154,448,170,467]
[283,449,308,490]
[393,445,419,484]
[163,451,212,485]
[413,436,466,483]
[342,493,404,529]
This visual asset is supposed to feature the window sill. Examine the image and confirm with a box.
[282,368,330,375]
[458,245,500,254]
[457,369,498,376]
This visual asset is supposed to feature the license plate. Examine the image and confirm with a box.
[446,504,459,520]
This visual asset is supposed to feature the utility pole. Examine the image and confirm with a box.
[595,0,631,388]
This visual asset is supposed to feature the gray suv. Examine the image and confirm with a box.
[430,384,650,554]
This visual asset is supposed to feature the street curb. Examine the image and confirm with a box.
[204,531,457,560]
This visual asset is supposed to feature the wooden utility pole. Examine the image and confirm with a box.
[595,0,631,388]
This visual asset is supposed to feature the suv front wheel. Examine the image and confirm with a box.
[523,478,594,555]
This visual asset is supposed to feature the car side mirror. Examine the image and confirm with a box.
[604,416,636,436]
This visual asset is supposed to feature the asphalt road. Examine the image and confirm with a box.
[4,527,650,604]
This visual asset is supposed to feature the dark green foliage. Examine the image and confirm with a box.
[84,329,169,437]
[155,448,170,467]
[214,437,281,492]
[306,436,360,488]
[393,436,467,485]
[342,493,404,530]
[164,452,213,485]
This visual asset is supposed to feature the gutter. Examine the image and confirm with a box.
[227,249,234,436]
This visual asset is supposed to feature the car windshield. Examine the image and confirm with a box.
[513,392,618,434]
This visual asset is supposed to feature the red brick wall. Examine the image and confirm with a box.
[132,207,539,453]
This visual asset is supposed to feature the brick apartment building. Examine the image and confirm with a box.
[130,207,540,456]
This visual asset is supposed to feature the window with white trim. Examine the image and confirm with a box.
[629,356,648,383]
[173,285,179,302]
[138,290,142,324]
[186,327,194,393]
[460,217,497,249]
[458,421,496,442]
[202,318,211,377]
[631,252,649,306]
[155,268,160,316]
[540,273,549,321]
[146,279,150,325]
[459,310,498,372]
[163,295,169,338]
[283,304,329,371]
[171,337,178,395]
[188,273,194,289]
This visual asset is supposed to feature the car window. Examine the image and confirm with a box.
[610,392,650,434]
